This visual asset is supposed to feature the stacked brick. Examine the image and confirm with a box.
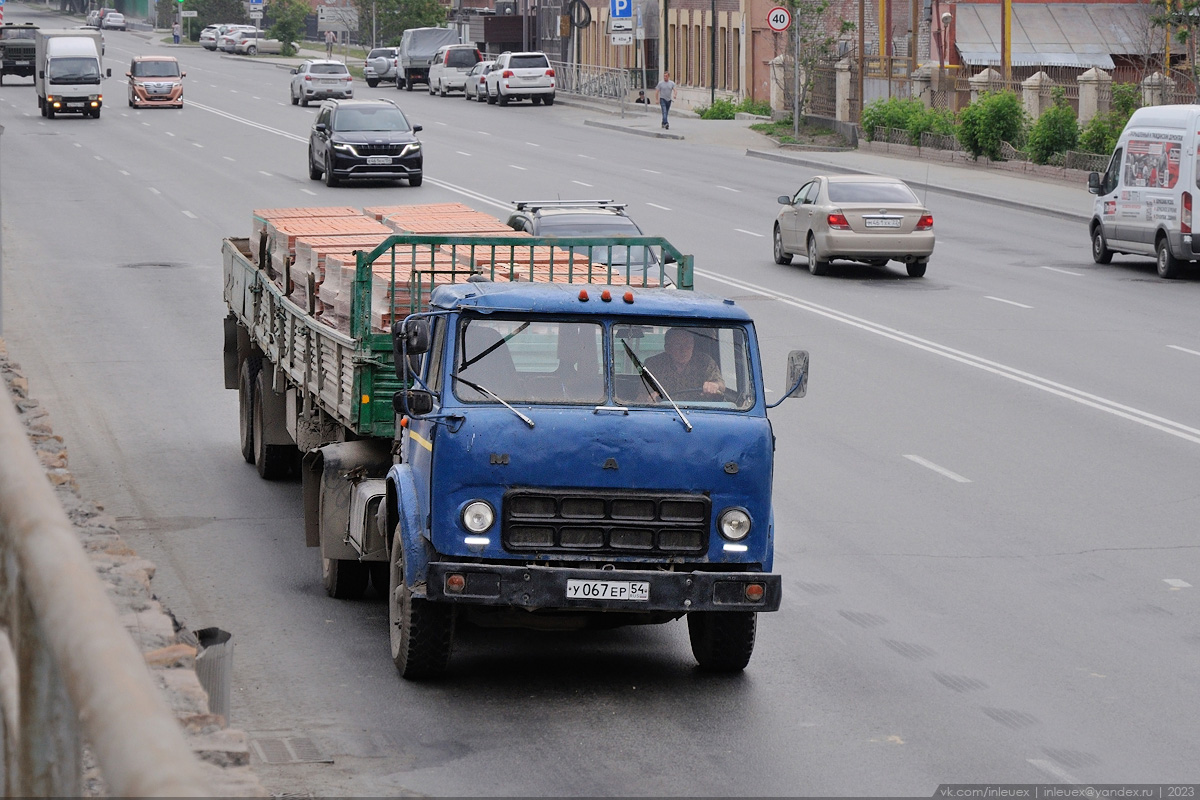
[248,203,663,335]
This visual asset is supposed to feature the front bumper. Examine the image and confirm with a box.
[48,95,103,113]
[330,151,421,181]
[818,230,935,260]
[131,84,183,106]
[425,562,782,612]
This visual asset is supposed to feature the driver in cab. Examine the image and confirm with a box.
[644,327,725,399]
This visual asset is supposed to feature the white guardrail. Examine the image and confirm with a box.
[0,390,210,796]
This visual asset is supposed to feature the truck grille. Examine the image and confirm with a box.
[502,489,710,555]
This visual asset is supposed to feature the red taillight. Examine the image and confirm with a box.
[304,75,312,81]
[344,75,352,82]
[1183,192,1192,234]
[502,69,514,78]
[546,68,555,77]
[745,583,765,602]
[916,214,933,231]
[827,213,850,230]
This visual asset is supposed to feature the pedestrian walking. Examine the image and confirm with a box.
[655,71,676,130]
[325,29,335,58]
[172,22,181,45]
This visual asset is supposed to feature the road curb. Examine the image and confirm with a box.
[744,149,1092,224]
[584,118,684,140]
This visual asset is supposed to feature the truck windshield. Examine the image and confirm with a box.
[48,57,100,83]
[454,319,605,405]
[614,323,754,410]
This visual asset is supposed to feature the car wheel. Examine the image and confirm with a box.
[367,78,379,88]
[1156,235,1182,279]
[906,259,928,278]
[409,174,423,187]
[308,146,322,180]
[428,81,435,95]
[247,45,257,55]
[91,108,100,119]
[300,93,309,107]
[773,224,792,265]
[128,93,134,107]
[498,92,509,106]
[291,88,298,106]
[486,89,497,104]
[1091,225,1113,265]
[807,235,829,276]
[543,93,555,106]
[324,153,339,187]
[531,95,542,105]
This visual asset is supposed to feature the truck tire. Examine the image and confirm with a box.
[253,369,298,480]
[322,556,368,600]
[238,357,260,464]
[687,611,757,673]
[389,532,454,679]
[1156,235,1182,279]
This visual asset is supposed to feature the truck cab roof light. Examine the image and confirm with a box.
[578,289,589,301]
[600,290,612,302]
[623,291,634,303]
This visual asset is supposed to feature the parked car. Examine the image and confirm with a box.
[198,25,220,50]
[216,24,255,52]
[773,175,934,277]
[100,12,125,31]
[505,200,662,271]
[485,51,555,105]
[363,47,398,87]
[86,10,101,26]
[232,31,284,56]
[290,59,353,106]
[307,98,422,187]
[463,60,494,102]
[427,43,482,96]
[127,55,184,109]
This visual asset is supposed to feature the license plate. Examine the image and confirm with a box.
[864,218,901,228]
[16,60,30,65]
[321,80,340,86]
[366,155,391,165]
[67,103,84,108]
[566,579,649,602]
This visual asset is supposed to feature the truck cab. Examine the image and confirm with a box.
[35,29,111,118]
[381,281,806,678]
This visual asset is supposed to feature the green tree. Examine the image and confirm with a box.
[352,0,447,48]
[957,90,1027,161]
[1151,0,1200,101]
[268,0,310,57]
[1079,83,1141,155]
[1025,87,1079,164]
[777,0,855,137]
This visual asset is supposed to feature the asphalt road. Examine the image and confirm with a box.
[3,4,1199,795]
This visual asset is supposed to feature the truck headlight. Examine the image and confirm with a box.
[461,501,495,533]
[718,508,751,541]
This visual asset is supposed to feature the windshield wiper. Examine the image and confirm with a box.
[452,375,535,429]
[620,339,691,432]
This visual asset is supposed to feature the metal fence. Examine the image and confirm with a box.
[551,60,633,104]
[0,391,210,796]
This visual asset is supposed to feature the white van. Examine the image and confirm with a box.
[1088,104,1199,278]
[426,44,482,96]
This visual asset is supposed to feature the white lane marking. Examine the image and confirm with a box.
[119,170,130,176]
[579,154,595,159]
[526,142,540,147]
[230,89,238,94]
[182,210,198,219]
[477,130,491,136]
[94,155,103,161]
[142,122,150,126]
[647,202,671,211]
[717,185,741,193]
[223,156,236,162]
[735,229,764,237]
[210,84,217,88]
[252,96,261,100]
[1168,345,1200,357]
[1164,578,1192,588]
[74,143,83,148]
[192,142,204,148]
[509,164,527,170]
[120,113,128,117]
[985,296,1034,309]
[149,187,161,195]
[642,168,660,174]
[904,455,971,483]
[1041,266,1083,276]
[572,180,593,187]
[164,131,175,137]
[1027,759,1083,785]
[456,151,472,156]
[187,100,307,143]
[301,189,317,196]
[695,268,1200,448]
[259,170,273,177]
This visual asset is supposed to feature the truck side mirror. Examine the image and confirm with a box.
[1087,172,1100,194]
[391,317,431,380]
[786,350,808,398]
[106,68,112,78]
[393,389,434,417]
[38,70,44,79]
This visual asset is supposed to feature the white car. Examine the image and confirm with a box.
[485,51,554,106]
[427,44,482,96]
[363,47,398,87]
[232,31,284,55]
[290,60,353,107]
[199,25,220,50]
[101,12,126,31]
[215,24,255,52]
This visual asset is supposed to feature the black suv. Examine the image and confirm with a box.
[505,200,662,271]
[308,99,423,188]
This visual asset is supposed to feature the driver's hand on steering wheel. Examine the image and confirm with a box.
[702,380,723,395]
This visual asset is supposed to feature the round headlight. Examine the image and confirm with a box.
[718,508,752,541]
[461,501,495,533]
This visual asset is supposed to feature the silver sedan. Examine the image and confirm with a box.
[773,174,935,277]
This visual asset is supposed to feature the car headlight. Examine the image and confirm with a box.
[461,501,495,533]
[332,142,359,156]
[399,142,421,157]
[718,508,751,541]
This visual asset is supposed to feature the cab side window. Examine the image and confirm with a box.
[1101,147,1122,195]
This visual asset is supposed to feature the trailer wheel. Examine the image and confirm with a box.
[390,531,454,679]
[253,369,298,480]
[238,357,260,464]
[322,557,368,599]
[687,611,757,673]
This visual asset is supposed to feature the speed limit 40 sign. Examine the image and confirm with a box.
[767,6,791,32]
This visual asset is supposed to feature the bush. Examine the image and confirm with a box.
[905,106,957,144]
[859,97,927,141]
[696,98,738,119]
[1025,88,1079,164]
[957,90,1027,160]
[1079,83,1140,156]
[738,98,772,117]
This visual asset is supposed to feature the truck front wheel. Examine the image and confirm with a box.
[389,534,454,679]
[687,611,757,673]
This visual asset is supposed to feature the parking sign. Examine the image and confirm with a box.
[610,0,631,18]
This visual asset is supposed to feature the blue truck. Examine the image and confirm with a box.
[223,214,807,678]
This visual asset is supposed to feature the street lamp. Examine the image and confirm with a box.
[938,9,950,71]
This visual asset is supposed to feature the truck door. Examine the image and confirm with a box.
[405,317,445,518]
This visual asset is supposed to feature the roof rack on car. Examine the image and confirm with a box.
[512,200,627,212]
